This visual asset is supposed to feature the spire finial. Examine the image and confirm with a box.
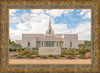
[49,16,51,26]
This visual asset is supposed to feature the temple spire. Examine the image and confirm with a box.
[48,17,52,30]
[46,17,54,35]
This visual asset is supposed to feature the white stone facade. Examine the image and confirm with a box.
[20,34,78,49]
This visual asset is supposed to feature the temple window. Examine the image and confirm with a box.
[49,29,51,34]
[28,42,30,47]
[70,42,72,47]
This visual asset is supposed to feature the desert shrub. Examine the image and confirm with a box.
[18,52,25,56]
[75,52,80,55]
[86,49,91,52]
[79,49,86,54]
[67,55,74,59]
[12,55,17,57]
[18,49,38,56]
[26,54,30,57]
[78,54,85,59]
[26,55,34,59]
[36,55,41,57]
[28,52,34,55]
[70,54,74,56]
[70,52,77,55]
[61,51,66,55]
[22,50,29,55]
[87,56,91,58]
[17,49,21,52]
[12,48,16,51]
[22,48,25,51]
[66,52,77,55]
[48,55,53,57]
[52,56,58,59]
[59,55,64,57]
[28,56,34,59]
[75,49,79,51]
[9,48,12,51]
[33,51,39,55]
[41,56,47,59]
[66,52,71,55]
[61,48,67,51]
[32,48,38,50]
[17,56,23,58]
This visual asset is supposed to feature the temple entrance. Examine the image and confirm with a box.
[45,41,54,47]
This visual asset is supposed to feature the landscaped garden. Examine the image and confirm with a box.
[9,39,91,59]
[9,48,91,59]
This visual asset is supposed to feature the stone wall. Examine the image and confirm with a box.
[39,47,61,55]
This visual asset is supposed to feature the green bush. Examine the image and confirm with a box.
[22,48,25,51]
[9,48,12,51]
[18,50,34,56]
[79,49,86,54]
[32,48,38,50]
[17,56,23,58]
[33,51,39,55]
[41,56,47,59]
[36,55,41,57]
[12,49,16,51]
[48,55,53,57]
[61,51,66,55]
[71,54,75,57]
[17,49,21,52]
[87,56,91,58]
[67,56,74,59]
[18,52,25,56]
[75,49,79,51]
[12,55,17,57]
[52,56,58,59]
[78,54,85,59]
[70,52,77,55]
[59,55,64,57]
[86,49,91,52]
[66,52,77,55]
[66,52,71,55]
[27,52,33,55]
[26,55,34,59]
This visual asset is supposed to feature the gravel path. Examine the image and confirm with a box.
[9,59,91,64]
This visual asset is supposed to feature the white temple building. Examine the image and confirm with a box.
[16,18,79,49]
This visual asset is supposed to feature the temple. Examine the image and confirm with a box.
[16,18,78,49]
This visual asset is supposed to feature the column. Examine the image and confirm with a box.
[58,41,59,47]
[55,41,57,47]
[40,41,42,47]
[43,41,45,47]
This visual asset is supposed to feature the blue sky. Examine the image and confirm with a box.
[9,9,91,41]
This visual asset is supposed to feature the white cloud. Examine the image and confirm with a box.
[31,9,44,14]
[52,24,67,34]
[10,17,21,23]
[71,21,91,40]
[9,9,91,41]
[46,9,74,18]
[80,9,91,19]
[16,22,31,30]
[9,28,23,41]
[9,9,18,16]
